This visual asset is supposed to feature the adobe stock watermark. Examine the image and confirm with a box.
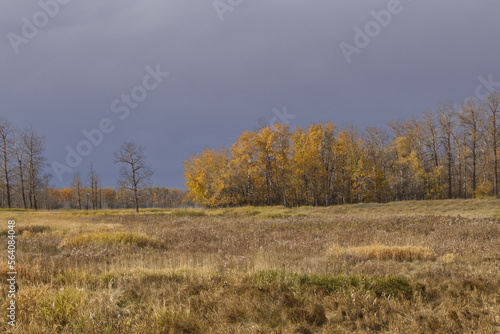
[6,220,17,327]
[51,64,170,182]
[460,73,500,105]
[340,0,412,64]
[472,74,500,101]
[213,0,244,22]
[258,107,297,129]
[7,0,73,55]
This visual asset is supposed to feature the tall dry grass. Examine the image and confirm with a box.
[0,200,499,332]
[330,244,437,262]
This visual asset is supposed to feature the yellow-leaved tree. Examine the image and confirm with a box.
[184,147,232,207]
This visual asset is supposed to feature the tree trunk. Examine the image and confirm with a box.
[77,187,81,210]
[20,175,26,209]
[494,137,498,197]
[134,188,139,213]
[3,157,10,208]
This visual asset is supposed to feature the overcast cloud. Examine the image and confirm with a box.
[1,0,499,188]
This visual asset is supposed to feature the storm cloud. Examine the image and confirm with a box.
[1,0,499,188]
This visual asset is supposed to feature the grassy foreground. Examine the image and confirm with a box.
[1,199,500,333]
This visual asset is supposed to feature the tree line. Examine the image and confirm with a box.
[0,117,189,211]
[184,92,500,207]
[0,119,50,210]
[45,184,189,210]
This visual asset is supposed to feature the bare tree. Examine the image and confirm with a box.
[72,172,83,210]
[438,102,456,199]
[0,118,13,208]
[423,110,440,168]
[113,141,154,213]
[88,163,101,210]
[22,126,50,210]
[485,92,500,197]
[13,131,27,209]
[458,98,484,195]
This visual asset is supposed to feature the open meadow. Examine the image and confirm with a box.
[1,199,500,333]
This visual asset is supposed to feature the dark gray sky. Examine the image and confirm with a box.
[1,0,499,189]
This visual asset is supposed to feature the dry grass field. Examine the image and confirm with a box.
[1,199,500,333]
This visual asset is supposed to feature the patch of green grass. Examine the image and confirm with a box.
[37,288,82,330]
[22,225,52,235]
[171,210,205,217]
[352,203,383,209]
[157,309,201,333]
[370,276,415,299]
[144,208,166,213]
[0,224,51,237]
[251,271,419,299]
[206,210,225,216]
[258,213,292,219]
[149,212,167,216]
[244,210,261,216]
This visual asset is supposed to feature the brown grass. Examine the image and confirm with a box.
[330,244,437,262]
[0,199,499,333]
[58,231,167,249]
